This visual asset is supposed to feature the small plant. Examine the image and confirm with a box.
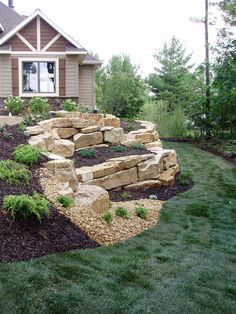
[28,97,51,117]
[135,206,149,219]
[2,192,49,222]
[23,114,35,126]
[115,207,129,219]
[62,99,78,112]
[121,191,131,199]
[176,171,191,186]
[110,145,128,152]
[102,211,113,223]
[131,143,145,150]
[18,122,27,132]
[0,160,30,185]
[0,125,13,140]
[57,195,74,208]
[5,96,24,115]
[13,144,41,166]
[79,148,97,158]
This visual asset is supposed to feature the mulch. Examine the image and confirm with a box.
[73,146,153,168]
[109,176,194,202]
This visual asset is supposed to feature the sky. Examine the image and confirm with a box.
[2,0,221,76]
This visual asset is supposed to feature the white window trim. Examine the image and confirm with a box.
[18,57,59,97]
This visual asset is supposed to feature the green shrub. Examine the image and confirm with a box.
[56,195,74,208]
[79,148,97,158]
[102,211,113,223]
[5,96,24,115]
[135,206,149,219]
[0,160,30,185]
[23,114,35,126]
[13,144,41,166]
[62,99,78,112]
[18,122,27,132]
[2,192,49,222]
[110,145,128,152]
[115,206,129,219]
[28,97,50,117]
[121,191,131,199]
[176,171,191,186]
[0,124,13,140]
[131,143,145,150]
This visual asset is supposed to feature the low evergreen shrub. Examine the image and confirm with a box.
[79,148,97,158]
[0,160,30,185]
[131,143,145,150]
[115,206,129,219]
[13,144,41,166]
[57,195,74,208]
[2,192,49,222]
[102,211,113,223]
[110,145,127,152]
[135,206,149,219]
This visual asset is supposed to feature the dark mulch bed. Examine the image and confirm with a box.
[109,176,194,202]
[0,125,99,262]
[73,146,153,168]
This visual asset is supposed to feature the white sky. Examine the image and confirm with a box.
[3,0,221,76]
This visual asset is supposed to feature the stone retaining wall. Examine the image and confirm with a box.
[26,112,179,194]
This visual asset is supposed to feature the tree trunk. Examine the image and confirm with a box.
[205,0,211,136]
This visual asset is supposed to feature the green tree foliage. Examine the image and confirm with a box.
[96,55,146,118]
[147,37,198,111]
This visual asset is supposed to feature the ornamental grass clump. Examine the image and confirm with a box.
[102,211,113,223]
[2,192,49,222]
[57,195,74,208]
[5,96,24,115]
[115,206,129,219]
[135,206,149,219]
[0,160,30,185]
[13,144,41,166]
[62,99,78,112]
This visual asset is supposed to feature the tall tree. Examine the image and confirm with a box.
[148,37,197,111]
[205,0,211,135]
[96,55,146,118]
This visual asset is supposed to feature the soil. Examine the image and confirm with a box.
[72,146,153,167]
[109,176,194,202]
[0,125,99,262]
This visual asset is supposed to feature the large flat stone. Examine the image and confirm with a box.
[135,132,155,143]
[145,141,162,148]
[125,180,162,190]
[138,153,165,181]
[52,118,73,128]
[73,132,103,149]
[86,167,138,190]
[91,161,121,179]
[103,115,120,128]
[120,139,142,147]
[71,118,91,128]
[76,167,94,182]
[24,125,44,136]
[81,125,100,133]
[108,154,153,170]
[29,133,55,151]
[52,139,75,157]
[57,128,78,138]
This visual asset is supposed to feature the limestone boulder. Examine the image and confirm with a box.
[45,159,78,191]
[38,119,54,132]
[138,153,165,181]
[28,136,46,151]
[71,118,91,128]
[52,118,72,128]
[57,128,78,138]
[130,128,155,135]
[58,186,74,199]
[29,133,54,151]
[145,141,162,148]
[135,132,155,144]
[81,125,100,133]
[42,152,65,160]
[108,154,153,170]
[125,180,162,190]
[103,114,120,128]
[159,168,176,186]
[163,151,178,170]
[52,139,75,157]
[91,161,121,179]
[103,127,125,144]
[74,185,109,213]
[86,167,138,190]
[49,128,60,140]
[120,139,142,147]
[73,132,103,149]
[24,125,44,136]
[100,126,114,132]
[76,167,93,182]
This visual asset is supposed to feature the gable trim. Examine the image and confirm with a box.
[42,33,61,52]
[0,9,85,52]
[16,32,36,52]
[37,16,41,51]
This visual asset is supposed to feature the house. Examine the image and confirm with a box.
[0,0,102,109]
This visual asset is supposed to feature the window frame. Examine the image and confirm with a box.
[18,58,59,97]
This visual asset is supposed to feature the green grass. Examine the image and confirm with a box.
[0,142,236,313]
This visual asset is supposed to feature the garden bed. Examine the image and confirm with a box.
[72,146,153,167]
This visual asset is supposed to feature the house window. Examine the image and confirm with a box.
[22,61,56,93]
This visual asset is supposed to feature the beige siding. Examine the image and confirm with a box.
[0,55,12,97]
[78,65,95,106]
[66,56,79,97]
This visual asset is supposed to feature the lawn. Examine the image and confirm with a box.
[0,142,235,314]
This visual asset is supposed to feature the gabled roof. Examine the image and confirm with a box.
[83,54,102,65]
[0,1,25,40]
